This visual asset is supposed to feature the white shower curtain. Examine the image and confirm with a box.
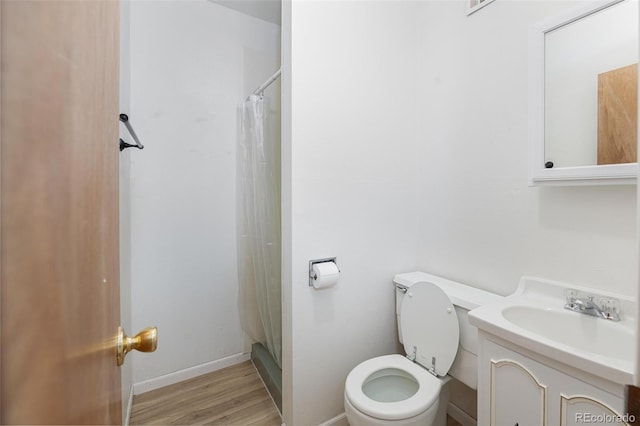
[237,94,282,368]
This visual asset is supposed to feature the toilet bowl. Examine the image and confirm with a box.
[344,272,501,426]
[344,354,441,426]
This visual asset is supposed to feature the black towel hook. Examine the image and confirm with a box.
[119,113,144,151]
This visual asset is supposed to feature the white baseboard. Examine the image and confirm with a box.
[124,385,134,426]
[319,412,348,426]
[287,402,472,426]
[132,352,250,395]
[447,402,477,426]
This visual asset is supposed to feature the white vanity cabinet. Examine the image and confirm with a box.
[478,334,628,426]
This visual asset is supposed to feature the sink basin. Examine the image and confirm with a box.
[468,276,636,385]
[501,305,633,361]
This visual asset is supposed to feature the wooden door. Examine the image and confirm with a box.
[1,0,121,424]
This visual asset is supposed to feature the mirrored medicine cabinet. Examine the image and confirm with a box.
[529,0,638,186]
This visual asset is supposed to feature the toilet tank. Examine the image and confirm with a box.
[393,272,502,390]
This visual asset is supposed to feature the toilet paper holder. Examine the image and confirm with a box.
[309,257,339,287]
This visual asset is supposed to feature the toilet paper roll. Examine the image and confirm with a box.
[312,261,340,289]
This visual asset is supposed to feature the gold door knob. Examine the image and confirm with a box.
[117,326,158,366]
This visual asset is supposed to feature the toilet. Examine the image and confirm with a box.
[344,271,500,426]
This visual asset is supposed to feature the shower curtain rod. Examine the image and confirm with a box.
[251,68,281,96]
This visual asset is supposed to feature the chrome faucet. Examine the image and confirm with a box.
[564,290,620,322]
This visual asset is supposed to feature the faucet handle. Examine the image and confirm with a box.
[596,296,620,320]
[564,288,579,303]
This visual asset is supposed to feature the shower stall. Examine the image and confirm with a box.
[237,69,282,410]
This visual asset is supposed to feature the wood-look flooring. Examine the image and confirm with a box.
[130,360,466,426]
[130,361,282,425]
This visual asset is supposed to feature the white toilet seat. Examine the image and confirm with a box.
[345,354,441,421]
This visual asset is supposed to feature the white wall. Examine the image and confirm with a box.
[284,1,427,424]
[415,0,637,299]
[284,1,637,424]
[129,0,280,383]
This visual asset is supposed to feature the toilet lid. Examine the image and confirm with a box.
[400,281,459,377]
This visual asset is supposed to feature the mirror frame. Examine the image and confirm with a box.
[528,0,637,186]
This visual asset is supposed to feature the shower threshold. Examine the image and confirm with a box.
[251,342,282,413]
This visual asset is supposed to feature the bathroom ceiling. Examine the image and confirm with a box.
[210,0,281,25]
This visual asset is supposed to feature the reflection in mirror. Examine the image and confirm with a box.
[544,0,638,169]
